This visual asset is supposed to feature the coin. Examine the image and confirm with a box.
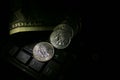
[50,30,71,49]
[33,42,54,62]
[53,24,74,38]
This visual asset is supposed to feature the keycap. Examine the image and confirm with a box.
[16,50,31,64]
[9,46,19,56]
[54,50,67,63]
[29,58,45,72]
[23,43,36,54]
[42,60,60,79]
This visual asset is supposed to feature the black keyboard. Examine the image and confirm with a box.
[7,42,71,80]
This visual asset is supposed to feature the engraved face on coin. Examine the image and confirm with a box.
[33,42,54,62]
[50,30,71,49]
[53,24,74,38]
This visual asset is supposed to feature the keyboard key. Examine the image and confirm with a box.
[9,46,19,56]
[42,61,60,78]
[16,50,31,64]
[23,43,36,54]
[29,58,45,72]
[54,50,67,63]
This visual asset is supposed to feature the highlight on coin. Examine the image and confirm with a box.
[33,42,54,62]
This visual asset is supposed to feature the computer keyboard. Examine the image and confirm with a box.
[7,42,70,80]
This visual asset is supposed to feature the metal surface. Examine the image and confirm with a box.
[50,30,72,49]
[53,24,74,38]
[33,42,54,62]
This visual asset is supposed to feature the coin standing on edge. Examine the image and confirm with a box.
[33,42,54,62]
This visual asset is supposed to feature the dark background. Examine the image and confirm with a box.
[0,0,106,80]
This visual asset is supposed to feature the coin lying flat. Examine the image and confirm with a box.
[53,24,74,38]
[50,30,71,49]
[33,42,54,62]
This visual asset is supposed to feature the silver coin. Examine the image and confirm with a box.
[50,30,71,49]
[53,24,74,38]
[33,42,54,62]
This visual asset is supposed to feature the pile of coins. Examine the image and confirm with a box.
[33,24,74,62]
